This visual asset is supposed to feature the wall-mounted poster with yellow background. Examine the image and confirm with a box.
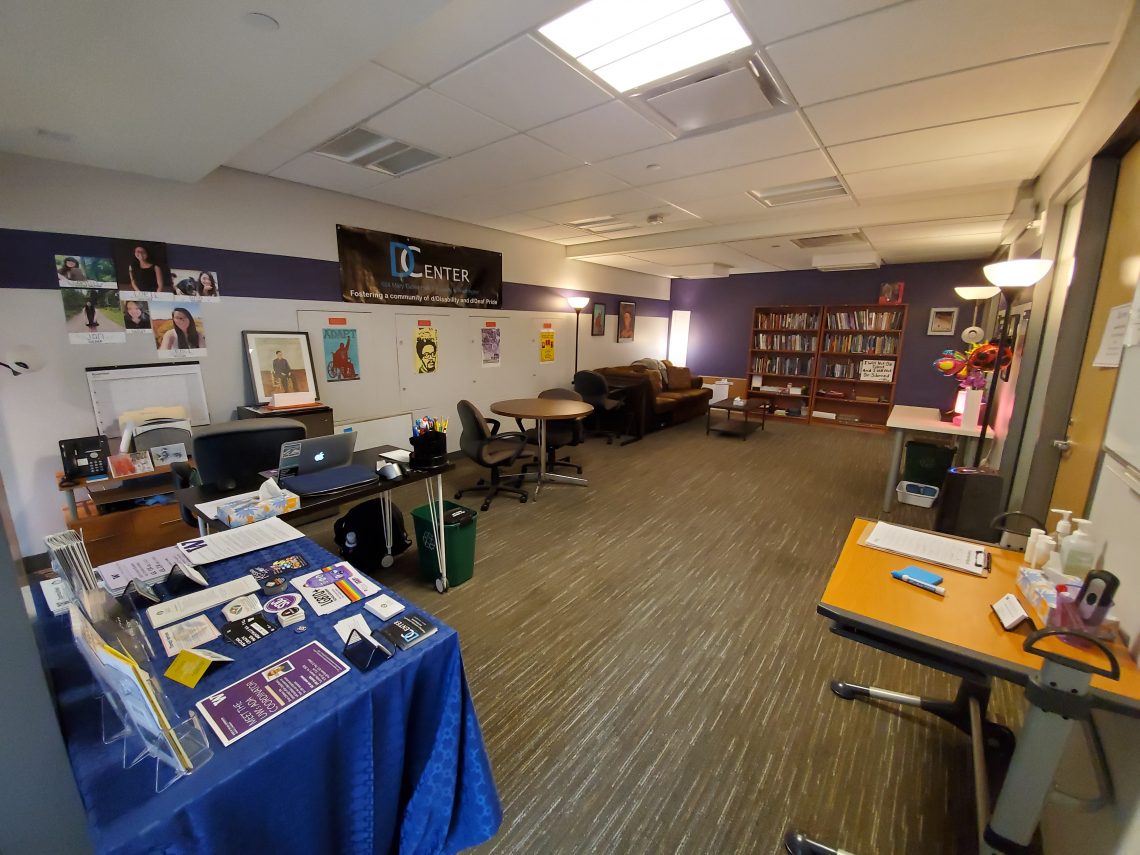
[415,323,438,374]
[539,326,555,363]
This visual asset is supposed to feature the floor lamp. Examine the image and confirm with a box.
[567,296,590,380]
[973,259,1053,466]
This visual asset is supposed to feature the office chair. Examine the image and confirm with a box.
[171,418,307,528]
[572,370,627,444]
[454,400,530,511]
[516,388,585,476]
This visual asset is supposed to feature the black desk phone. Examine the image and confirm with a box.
[60,435,110,481]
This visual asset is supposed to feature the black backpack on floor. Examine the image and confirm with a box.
[333,499,412,570]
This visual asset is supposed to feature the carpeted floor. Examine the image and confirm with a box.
[304,415,1021,855]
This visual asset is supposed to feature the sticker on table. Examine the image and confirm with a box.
[195,642,348,746]
[290,562,380,615]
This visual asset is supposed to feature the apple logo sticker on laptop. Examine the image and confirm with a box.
[314,452,325,462]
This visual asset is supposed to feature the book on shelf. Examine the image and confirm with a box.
[812,411,837,420]
[855,395,885,403]
[753,332,816,351]
[756,310,819,330]
[836,414,861,424]
[825,309,902,331]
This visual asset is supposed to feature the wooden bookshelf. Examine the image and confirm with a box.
[812,304,907,430]
[745,303,907,430]
[747,305,821,422]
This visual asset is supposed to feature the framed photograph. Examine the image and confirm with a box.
[617,301,636,342]
[242,331,318,403]
[878,281,904,304]
[590,302,606,336]
[927,307,958,336]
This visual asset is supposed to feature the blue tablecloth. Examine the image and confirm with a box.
[40,536,501,854]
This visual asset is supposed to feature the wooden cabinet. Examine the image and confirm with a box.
[746,303,907,431]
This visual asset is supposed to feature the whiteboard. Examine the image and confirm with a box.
[1104,343,1140,470]
[86,362,210,436]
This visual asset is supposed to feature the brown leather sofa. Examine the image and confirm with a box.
[595,361,712,434]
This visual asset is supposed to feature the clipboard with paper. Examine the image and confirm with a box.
[858,521,991,576]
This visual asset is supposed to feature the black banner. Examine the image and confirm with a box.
[336,225,502,308]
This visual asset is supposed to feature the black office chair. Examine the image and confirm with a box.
[454,400,530,511]
[171,418,307,528]
[516,388,585,476]
[573,370,627,444]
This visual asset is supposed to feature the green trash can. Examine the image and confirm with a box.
[903,441,955,487]
[411,501,477,588]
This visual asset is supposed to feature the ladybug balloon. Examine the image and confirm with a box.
[967,342,1012,372]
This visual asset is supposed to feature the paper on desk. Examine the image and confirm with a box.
[1092,303,1130,367]
[158,615,221,657]
[96,546,185,595]
[863,522,989,576]
[379,448,412,464]
[177,516,304,566]
[333,613,376,646]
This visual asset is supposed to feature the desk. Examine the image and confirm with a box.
[490,398,593,496]
[883,405,982,512]
[798,519,1140,853]
[39,535,501,855]
[176,446,454,590]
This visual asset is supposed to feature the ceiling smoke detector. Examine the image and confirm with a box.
[647,214,665,226]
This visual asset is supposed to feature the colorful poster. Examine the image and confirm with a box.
[195,642,349,747]
[415,325,438,374]
[61,287,126,344]
[168,269,222,302]
[152,303,207,358]
[322,327,360,382]
[481,325,500,367]
[539,328,555,363]
[55,254,116,287]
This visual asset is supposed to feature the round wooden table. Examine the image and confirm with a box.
[490,398,593,497]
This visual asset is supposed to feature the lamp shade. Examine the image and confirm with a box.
[954,285,1000,300]
[566,296,590,310]
[983,259,1053,288]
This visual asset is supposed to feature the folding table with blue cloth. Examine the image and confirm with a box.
[34,534,501,855]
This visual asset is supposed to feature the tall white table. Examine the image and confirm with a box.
[883,405,983,512]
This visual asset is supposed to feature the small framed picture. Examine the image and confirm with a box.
[927,307,958,336]
[242,331,318,403]
[590,302,606,336]
[617,301,636,342]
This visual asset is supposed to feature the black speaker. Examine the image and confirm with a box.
[934,467,1003,542]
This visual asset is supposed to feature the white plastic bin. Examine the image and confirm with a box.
[897,480,939,508]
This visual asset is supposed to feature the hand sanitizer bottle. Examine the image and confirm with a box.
[1061,519,1097,577]
[1050,508,1073,548]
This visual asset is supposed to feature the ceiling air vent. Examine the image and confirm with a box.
[637,53,787,134]
[791,232,865,250]
[812,250,882,272]
[749,177,848,207]
[313,128,441,176]
[568,216,637,235]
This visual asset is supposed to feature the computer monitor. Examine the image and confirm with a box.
[191,418,307,490]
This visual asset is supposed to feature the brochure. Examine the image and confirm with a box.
[289,561,380,615]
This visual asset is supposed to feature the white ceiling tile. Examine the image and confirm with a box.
[373,0,581,84]
[520,224,593,241]
[269,153,389,194]
[727,239,819,270]
[224,140,301,175]
[488,166,631,213]
[432,36,611,132]
[643,150,835,203]
[768,0,1126,106]
[675,194,766,222]
[478,213,556,233]
[363,89,514,157]
[261,62,419,152]
[554,234,610,246]
[526,189,667,224]
[581,255,676,277]
[846,149,1045,199]
[828,105,1079,174]
[594,111,818,185]
[629,245,763,267]
[877,236,1001,264]
[805,46,1106,145]
[736,0,905,45]
[862,218,1007,243]
[528,101,674,163]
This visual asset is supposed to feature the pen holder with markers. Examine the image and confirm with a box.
[409,430,447,469]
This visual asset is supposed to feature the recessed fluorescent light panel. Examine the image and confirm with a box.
[540,0,752,93]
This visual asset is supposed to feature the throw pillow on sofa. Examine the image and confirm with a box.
[665,365,692,390]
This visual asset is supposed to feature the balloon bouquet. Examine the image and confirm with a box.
[933,341,1012,423]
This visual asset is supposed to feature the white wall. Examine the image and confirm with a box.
[0,153,671,557]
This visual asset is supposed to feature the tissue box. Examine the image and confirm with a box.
[217,493,299,528]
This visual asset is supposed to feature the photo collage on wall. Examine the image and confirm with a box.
[54,238,219,352]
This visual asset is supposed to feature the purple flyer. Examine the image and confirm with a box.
[195,641,348,747]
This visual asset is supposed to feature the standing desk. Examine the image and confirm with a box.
[798,518,1140,853]
[490,398,593,497]
[37,535,501,854]
[883,405,982,512]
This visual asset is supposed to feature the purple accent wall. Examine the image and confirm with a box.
[0,228,668,313]
[671,260,987,408]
